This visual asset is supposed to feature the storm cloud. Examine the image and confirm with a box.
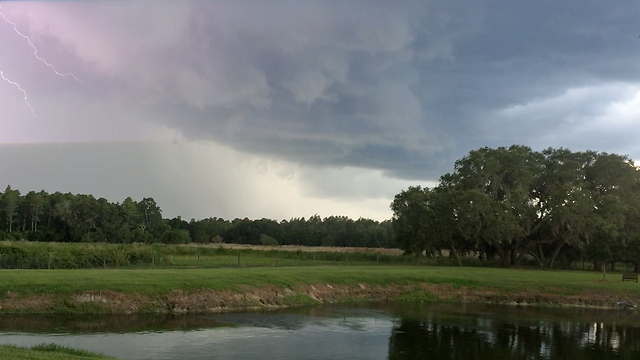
[1,0,639,219]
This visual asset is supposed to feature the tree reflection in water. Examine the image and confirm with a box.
[388,314,640,360]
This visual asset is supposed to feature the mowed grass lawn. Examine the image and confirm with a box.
[0,266,639,297]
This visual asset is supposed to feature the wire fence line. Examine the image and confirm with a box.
[0,251,402,270]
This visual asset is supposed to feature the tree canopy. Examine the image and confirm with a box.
[0,188,394,249]
[392,145,640,269]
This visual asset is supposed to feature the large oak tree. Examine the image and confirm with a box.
[392,146,640,268]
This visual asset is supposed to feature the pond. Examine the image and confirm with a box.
[0,303,639,360]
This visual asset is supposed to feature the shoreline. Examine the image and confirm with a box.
[0,266,638,315]
[0,344,116,359]
[0,282,638,315]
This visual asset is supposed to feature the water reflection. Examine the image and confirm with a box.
[0,314,229,334]
[0,304,638,360]
[387,304,640,360]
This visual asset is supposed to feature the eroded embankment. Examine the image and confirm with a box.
[0,283,638,314]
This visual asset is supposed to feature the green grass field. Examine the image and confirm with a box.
[0,241,437,269]
[0,344,116,360]
[5,240,636,272]
[0,266,638,297]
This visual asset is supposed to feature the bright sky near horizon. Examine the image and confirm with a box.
[1,0,639,221]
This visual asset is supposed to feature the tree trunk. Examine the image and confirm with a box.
[593,260,602,272]
[501,249,511,267]
[501,248,520,268]
[511,248,523,267]
[450,243,462,266]
[547,241,567,269]
[531,245,544,268]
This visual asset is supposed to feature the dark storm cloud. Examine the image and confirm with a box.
[162,0,640,179]
[151,1,450,178]
[410,0,640,153]
[5,0,640,181]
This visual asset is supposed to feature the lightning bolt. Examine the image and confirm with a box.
[0,4,82,117]
[0,70,35,117]
[0,4,82,82]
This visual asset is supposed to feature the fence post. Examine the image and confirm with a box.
[276,251,279,267]
[313,253,316,266]
[197,254,200,268]
[237,252,241,268]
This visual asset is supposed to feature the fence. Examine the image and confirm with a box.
[0,250,422,270]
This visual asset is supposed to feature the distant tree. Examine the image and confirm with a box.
[120,197,141,230]
[25,191,45,232]
[391,186,434,257]
[188,217,231,243]
[162,229,191,244]
[1,185,20,232]
[137,197,167,237]
[223,218,281,245]
[0,186,394,250]
[259,233,278,246]
[167,216,190,234]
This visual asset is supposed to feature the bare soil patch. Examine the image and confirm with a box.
[1,283,638,314]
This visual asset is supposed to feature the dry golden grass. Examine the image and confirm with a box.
[193,243,404,255]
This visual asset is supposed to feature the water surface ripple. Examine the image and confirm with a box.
[0,303,639,360]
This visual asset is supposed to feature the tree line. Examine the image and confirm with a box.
[392,145,640,270]
[0,186,394,248]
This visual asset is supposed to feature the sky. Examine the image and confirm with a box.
[0,0,639,221]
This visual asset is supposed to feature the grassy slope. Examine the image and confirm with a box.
[0,345,116,360]
[1,266,639,297]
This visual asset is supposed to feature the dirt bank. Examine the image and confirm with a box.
[1,282,638,315]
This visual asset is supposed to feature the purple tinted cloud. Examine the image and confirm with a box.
[0,0,639,181]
